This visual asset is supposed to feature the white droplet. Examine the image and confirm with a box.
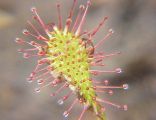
[104,80,109,85]
[115,68,122,74]
[123,84,129,90]
[108,90,113,95]
[123,105,128,111]
[31,7,36,12]
[63,111,69,118]
[22,29,29,35]
[109,28,114,34]
[27,77,33,83]
[35,88,40,93]
[27,79,33,83]
[18,49,23,53]
[52,81,57,86]
[23,53,30,59]
[37,79,44,85]
[57,99,64,105]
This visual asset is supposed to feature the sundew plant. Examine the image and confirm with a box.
[15,0,128,120]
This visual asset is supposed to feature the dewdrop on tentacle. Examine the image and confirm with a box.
[15,0,128,120]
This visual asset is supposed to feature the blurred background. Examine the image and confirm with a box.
[0,0,156,120]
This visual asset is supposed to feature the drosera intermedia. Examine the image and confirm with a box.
[15,0,128,120]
